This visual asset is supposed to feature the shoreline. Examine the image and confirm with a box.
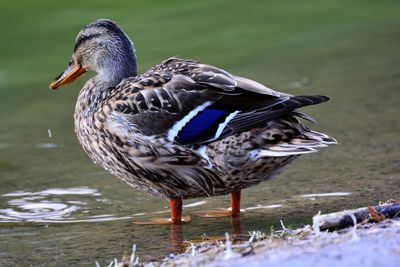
[105,201,400,267]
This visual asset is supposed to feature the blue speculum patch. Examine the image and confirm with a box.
[177,108,228,143]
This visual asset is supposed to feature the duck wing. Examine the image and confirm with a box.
[103,57,328,147]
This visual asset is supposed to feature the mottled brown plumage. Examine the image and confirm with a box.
[50,19,336,222]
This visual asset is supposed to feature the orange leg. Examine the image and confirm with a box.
[230,190,241,218]
[170,197,183,224]
[192,190,243,218]
[132,197,190,225]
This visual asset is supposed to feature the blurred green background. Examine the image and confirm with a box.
[1,0,400,266]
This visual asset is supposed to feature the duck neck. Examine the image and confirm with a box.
[77,50,138,116]
[96,50,137,87]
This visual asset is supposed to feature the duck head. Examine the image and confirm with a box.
[50,19,137,89]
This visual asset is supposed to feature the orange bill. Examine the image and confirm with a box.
[49,60,87,90]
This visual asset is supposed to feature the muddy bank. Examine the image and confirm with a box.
[104,202,400,267]
[151,219,399,267]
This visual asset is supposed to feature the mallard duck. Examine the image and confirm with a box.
[50,19,336,224]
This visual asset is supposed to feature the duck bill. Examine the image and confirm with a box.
[49,60,87,90]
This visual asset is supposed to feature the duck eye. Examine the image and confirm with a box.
[74,35,90,52]
[79,35,89,42]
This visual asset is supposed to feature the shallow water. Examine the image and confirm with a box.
[1,1,400,266]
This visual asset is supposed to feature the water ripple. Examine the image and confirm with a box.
[0,187,128,224]
[298,192,352,198]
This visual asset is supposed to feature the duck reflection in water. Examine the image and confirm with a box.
[168,216,245,254]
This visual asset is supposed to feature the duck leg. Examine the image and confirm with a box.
[193,190,244,218]
[230,190,241,217]
[133,197,191,224]
[170,197,183,224]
